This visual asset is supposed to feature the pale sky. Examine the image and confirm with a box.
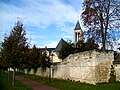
[0,0,84,48]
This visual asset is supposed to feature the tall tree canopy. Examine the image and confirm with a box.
[1,20,28,86]
[1,21,28,69]
[81,0,120,50]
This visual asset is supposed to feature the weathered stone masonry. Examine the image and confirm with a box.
[52,50,114,84]
[24,50,115,85]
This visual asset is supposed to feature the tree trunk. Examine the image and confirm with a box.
[2,69,4,73]
[33,69,35,78]
[27,69,29,74]
[102,34,106,50]
[100,12,106,50]
[104,0,110,50]
[12,66,15,87]
[8,68,10,81]
[49,66,51,81]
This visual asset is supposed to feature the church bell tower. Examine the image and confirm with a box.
[74,20,83,48]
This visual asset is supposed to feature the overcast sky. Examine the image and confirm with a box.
[0,0,84,48]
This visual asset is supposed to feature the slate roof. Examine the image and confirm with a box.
[54,38,68,51]
[39,38,68,52]
[36,39,68,53]
[40,48,55,53]
[74,20,81,30]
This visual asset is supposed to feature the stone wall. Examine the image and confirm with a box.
[24,50,114,84]
[24,68,50,77]
[114,64,120,82]
[95,51,114,83]
[52,50,114,84]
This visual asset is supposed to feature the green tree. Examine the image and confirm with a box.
[109,65,116,83]
[81,0,120,50]
[22,48,32,73]
[40,51,51,69]
[83,37,99,51]
[40,51,51,81]
[76,39,84,49]
[18,44,29,72]
[59,44,74,60]
[0,43,6,71]
[1,20,28,86]
[0,56,8,71]
[29,45,40,77]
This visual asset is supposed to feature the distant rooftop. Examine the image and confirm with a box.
[40,48,55,53]
[37,39,69,52]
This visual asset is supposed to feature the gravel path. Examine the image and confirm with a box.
[15,76,59,90]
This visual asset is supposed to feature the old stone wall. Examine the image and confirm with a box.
[24,50,114,84]
[53,62,70,79]
[24,68,50,77]
[114,64,120,82]
[95,51,114,83]
[52,50,114,84]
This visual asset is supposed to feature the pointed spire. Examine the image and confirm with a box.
[74,20,81,30]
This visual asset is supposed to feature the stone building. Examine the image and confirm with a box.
[74,20,83,48]
[51,38,69,63]
[40,38,69,63]
[24,20,120,84]
[40,20,84,62]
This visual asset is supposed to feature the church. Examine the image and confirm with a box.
[41,20,84,63]
[26,20,120,85]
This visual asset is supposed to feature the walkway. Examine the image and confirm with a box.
[15,76,59,90]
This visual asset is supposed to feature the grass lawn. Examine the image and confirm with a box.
[0,71,32,90]
[17,72,120,90]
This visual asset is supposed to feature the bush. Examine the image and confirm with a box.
[109,65,116,83]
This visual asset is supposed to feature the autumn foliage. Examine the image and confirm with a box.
[81,0,120,50]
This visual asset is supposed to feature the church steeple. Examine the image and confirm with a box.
[74,20,83,48]
[74,20,81,30]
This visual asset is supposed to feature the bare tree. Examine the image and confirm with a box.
[81,0,120,50]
